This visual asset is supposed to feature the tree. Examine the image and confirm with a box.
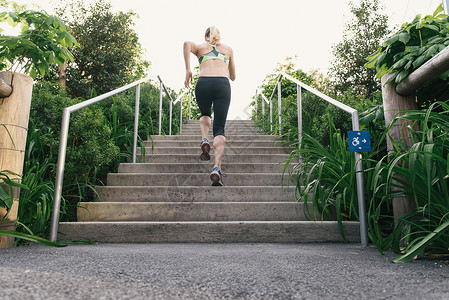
[54,0,150,98]
[329,0,390,98]
[0,7,77,79]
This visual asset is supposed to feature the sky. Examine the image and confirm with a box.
[21,0,444,119]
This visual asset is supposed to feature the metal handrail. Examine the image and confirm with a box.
[254,71,369,246]
[49,75,159,242]
[157,76,186,135]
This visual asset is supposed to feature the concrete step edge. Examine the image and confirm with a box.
[57,221,361,243]
[93,185,298,202]
[76,201,315,222]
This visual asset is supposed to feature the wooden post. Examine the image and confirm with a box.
[381,74,417,224]
[0,71,33,248]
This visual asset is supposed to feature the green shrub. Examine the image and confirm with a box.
[27,81,119,221]
[366,3,449,105]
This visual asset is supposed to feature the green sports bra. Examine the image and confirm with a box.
[198,44,230,65]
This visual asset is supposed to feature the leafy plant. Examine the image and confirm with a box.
[369,102,449,262]
[0,8,78,77]
[0,228,98,247]
[283,117,366,241]
[16,121,58,237]
[0,170,26,213]
[365,3,449,102]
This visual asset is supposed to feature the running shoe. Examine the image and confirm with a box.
[200,138,211,161]
[210,166,224,186]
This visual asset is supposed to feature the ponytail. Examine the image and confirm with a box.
[205,26,220,45]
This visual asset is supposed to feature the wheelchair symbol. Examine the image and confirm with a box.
[352,137,360,147]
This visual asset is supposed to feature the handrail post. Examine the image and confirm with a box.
[180,94,183,134]
[352,111,369,246]
[262,94,265,127]
[278,79,282,134]
[188,90,191,120]
[132,83,140,163]
[255,92,258,122]
[297,84,302,149]
[269,93,273,132]
[49,108,71,242]
[158,81,163,135]
[169,99,173,135]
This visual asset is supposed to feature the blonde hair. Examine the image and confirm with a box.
[205,26,220,45]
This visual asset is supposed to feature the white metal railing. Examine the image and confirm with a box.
[49,75,180,242]
[156,75,185,135]
[254,71,369,246]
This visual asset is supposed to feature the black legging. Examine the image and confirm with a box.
[194,76,231,137]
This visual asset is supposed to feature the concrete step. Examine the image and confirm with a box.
[180,128,261,134]
[76,202,313,222]
[138,154,290,164]
[139,146,290,155]
[57,221,361,243]
[106,173,295,187]
[181,125,258,130]
[144,140,289,148]
[118,163,289,174]
[180,131,261,136]
[149,135,279,141]
[184,120,254,125]
[94,186,297,202]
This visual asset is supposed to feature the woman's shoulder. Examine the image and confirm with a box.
[217,43,233,56]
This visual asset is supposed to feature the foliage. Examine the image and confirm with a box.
[253,62,323,137]
[53,0,150,98]
[253,61,383,147]
[365,4,449,104]
[0,8,78,78]
[251,2,448,263]
[0,229,98,246]
[279,101,449,262]
[181,66,202,121]
[368,102,449,262]
[284,118,362,241]
[31,81,120,183]
[329,0,390,98]
[0,170,26,213]
[16,121,59,237]
[28,81,119,221]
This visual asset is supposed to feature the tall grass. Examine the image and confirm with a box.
[281,102,449,262]
[284,116,366,241]
[368,102,449,262]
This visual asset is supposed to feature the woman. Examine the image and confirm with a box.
[183,26,236,186]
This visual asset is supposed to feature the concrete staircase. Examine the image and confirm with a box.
[58,120,360,243]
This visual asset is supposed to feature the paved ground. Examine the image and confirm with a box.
[0,243,448,299]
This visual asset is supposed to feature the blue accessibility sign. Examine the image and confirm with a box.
[348,131,371,152]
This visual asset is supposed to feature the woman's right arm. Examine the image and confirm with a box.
[183,41,198,88]
[228,47,236,81]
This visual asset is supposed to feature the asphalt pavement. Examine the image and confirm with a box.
[0,243,448,299]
